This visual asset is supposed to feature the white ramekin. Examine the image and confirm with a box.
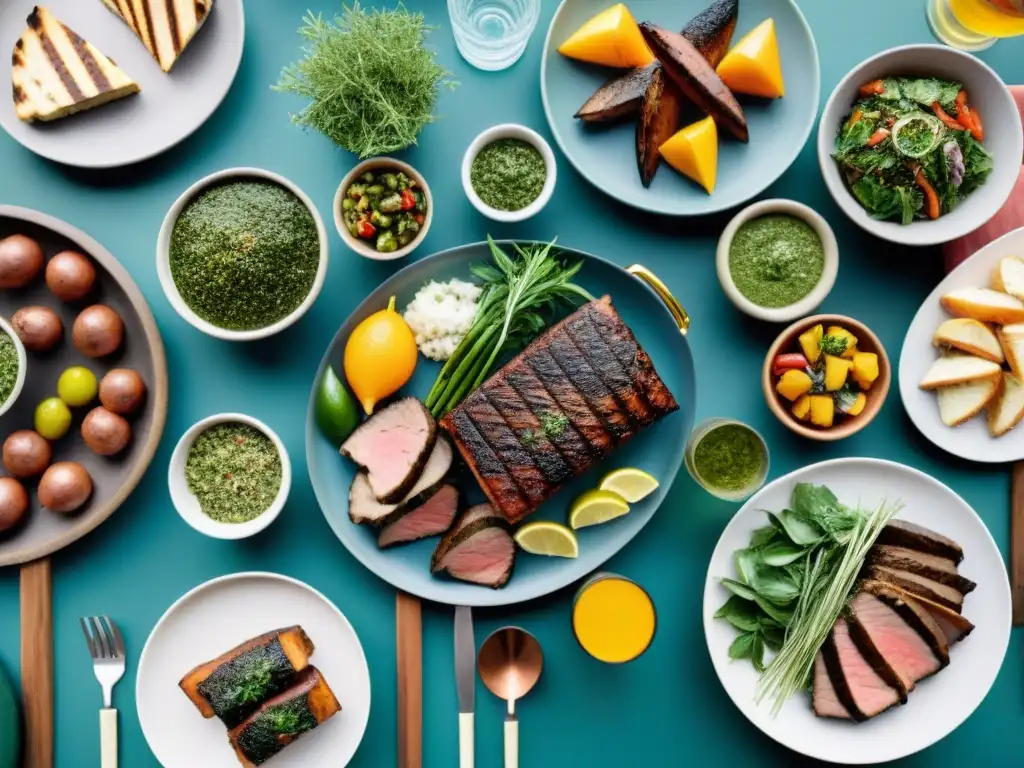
[0,315,26,417]
[462,124,557,223]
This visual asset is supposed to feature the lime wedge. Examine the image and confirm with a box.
[514,522,579,558]
[569,489,630,530]
[598,467,659,503]
[315,366,359,446]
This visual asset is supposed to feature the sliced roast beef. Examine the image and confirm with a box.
[377,485,459,549]
[340,398,437,503]
[875,520,964,564]
[870,583,975,645]
[864,566,965,613]
[821,616,902,722]
[431,504,515,589]
[348,437,453,526]
[812,651,851,720]
[858,581,950,664]
[867,546,976,595]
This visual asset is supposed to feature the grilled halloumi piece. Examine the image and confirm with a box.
[99,0,213,73]
[12,6,140,123]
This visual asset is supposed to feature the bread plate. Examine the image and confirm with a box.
[899,226,1024,462]
[703,458,1010,764]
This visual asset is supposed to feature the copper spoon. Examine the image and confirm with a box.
[477,627,543,768]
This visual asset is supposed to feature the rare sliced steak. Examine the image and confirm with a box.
[377,484,459,549]
[348,437,453,526]
[875,520,964,564]
[864,566,965,613]
[867,545,976,594]
[822,616,902,722]
[870,583,975,645]
[340,398,437,503]
[812,651,851,720]
[431,504,515,588]
[447,409,530,522]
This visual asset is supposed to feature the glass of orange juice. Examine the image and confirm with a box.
[572,573,657,664]
[928,0,1024,50]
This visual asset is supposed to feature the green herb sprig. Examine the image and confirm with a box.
[275,4,456,158]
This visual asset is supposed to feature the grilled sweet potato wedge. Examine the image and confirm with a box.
[636,66,683,186]
[640,22,749,143]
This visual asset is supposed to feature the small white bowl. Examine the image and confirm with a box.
[716,199,839,323]
[462,124,556,222]
[818,44,1024,247]
[334,158,433,261]
[157,168,329,341]
[0,315,26,417]
[169,413,291,540]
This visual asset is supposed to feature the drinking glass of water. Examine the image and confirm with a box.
[448,0,541,71]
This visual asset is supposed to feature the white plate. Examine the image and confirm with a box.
[137,572,371,767]
[703,458,1010,765]
[0,0,244,168]
[899,226,1024,463]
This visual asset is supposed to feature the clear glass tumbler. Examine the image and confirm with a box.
[447,0,541,72]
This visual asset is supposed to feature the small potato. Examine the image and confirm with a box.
[12,306,62,352]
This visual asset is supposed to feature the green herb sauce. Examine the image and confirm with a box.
[0,332,18,405]
[728,215,825,309]
[693,424,765,493]
[169,180,320,331]
[234,696,318,764]
[521,411,569,447]
[185,423,282,524]
[470,139,546,212]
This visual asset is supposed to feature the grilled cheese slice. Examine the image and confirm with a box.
[12,6,139,123]
[99,0,213,73]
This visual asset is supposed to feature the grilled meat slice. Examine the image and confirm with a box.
[864,566,965,613]
[864,581,975,645]
[868,545,976,594]
[812,651,852,720]
[446,409,530,521]
[431,504,515,588]
[875,520,964,564]
[348,437,453,527]
[463,391,551,506]
[377,484,459,549]
[636,66,683,187]
[684,0,739,68]
[858,581,950,665]
[340,397,437,504]
[822,616,902,722]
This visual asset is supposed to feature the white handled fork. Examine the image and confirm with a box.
[80,616,126,768]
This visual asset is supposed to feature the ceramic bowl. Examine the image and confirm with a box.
[334,158,434,261]
[156,168,329,341]
[716,199,839,323]
[168,413,291,540]
[683,418,771,502]
[0,315,27,418]
[462,124,557,223]
[763,314,891,441]
[818,44,1024,246]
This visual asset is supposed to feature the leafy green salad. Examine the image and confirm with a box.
[833,77,993,225]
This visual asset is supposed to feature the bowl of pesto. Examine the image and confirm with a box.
[157,168,329,341]
[462,123,557,223]
[716,199,839,324]
[0,315,26,417]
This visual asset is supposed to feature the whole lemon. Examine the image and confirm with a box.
[344,296,417,414]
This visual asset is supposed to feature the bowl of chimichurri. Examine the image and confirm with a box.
[0,315,26,417]
[684,419,769,502]
[716,199,839,324]
[462,123,557,223]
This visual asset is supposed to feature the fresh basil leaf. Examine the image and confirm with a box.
[783,561,806,589]
[734,548,760,585]
[715,596,763,632]
[754,570,801,604]
[762,624,786,651]
[751,632,767,673]
[760,541,807,567]
[755,595,795,626]
[721,578,758,601]
[766,512,787,534]
[776,509,823,547]
[728,631,756,661]
[749,524,779,550]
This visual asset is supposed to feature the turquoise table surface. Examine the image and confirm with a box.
[0,0,1022,765]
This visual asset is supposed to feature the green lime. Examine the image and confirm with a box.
[35,397,72,440]
[315,366,359,446]
[514,521,579,558]
[57,366,98,407]
[569,489,630,530]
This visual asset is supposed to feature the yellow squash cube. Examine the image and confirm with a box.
[853,352,879,384]
[824,355,853,392]
[799,324,824,365]
[776,369,813,401]
[792,394,811,421]
[853,373,873,391]
[809,395,834,428]
[558,3,655,68]
[827,326,859,359]
[716,18,785,99]
[659,116,718,194]
[846,392,868,417]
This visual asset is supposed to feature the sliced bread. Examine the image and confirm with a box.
[998,323,1024,379]
[937,377,1001,426]
[992,255,1024,300]
[940,288,1024,325]
[919,354,1002,390]
[932,318,1004,363]
[988,373,1024,437]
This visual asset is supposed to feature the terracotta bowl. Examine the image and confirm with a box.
[762,314,891,441]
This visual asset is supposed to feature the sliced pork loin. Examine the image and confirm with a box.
[348,437,453,526]
[378,485,459,549]
[340,398,438,503]
[812,651,851,720]
[875,520,964,564]
[867,546,976,595]
[863,565,965,613]
[821,616,903,721]
[431,504,515,589]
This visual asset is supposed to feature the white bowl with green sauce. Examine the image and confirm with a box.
[0,316,26,417]
[462,123,557,223]
[716,199,839,323]
[157,168,329,342]
[684,418,770,502]
[168,413,291,540]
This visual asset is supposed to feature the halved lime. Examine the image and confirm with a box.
[598,468,659,503]
[315,366,359,446]
[514,521,579,558]
[569,489,630,530]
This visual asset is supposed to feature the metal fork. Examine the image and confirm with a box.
[80,616,125,768]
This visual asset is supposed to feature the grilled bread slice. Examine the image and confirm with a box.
[988,373,1024,437]
[992,255,1024,300]
[99,0,212,73]
[932,318,1004,363]
[940,288,1024,325]
[919,354,1002,390]
[936,376,1001,426]
[12,6,139,123]
[998,322,1024,379]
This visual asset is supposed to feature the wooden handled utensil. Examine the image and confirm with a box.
[20,558,53,768]
[396,591,422,768]
[1012,464,1024,624]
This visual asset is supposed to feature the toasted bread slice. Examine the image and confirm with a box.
[992,255,1024,300]
[919,354,1002,390]
[940,288,1024,325]
[937,377,1001,426]
[933,318,1004,363]
[998,322,1024,378]
[988,373,1024,437]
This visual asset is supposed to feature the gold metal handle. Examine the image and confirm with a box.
[626,264,690,335]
